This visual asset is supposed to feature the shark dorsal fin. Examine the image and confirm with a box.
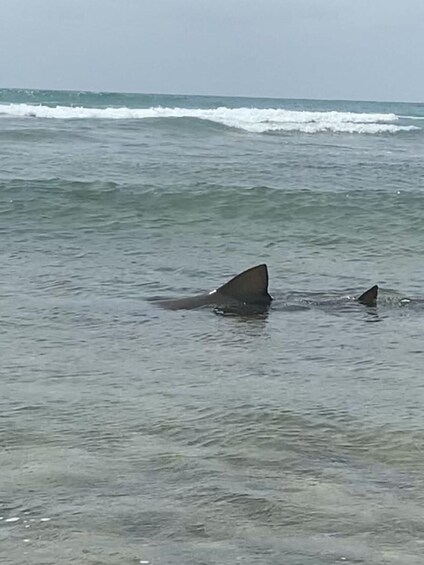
[215,264,272,305]
[357,285,378,307]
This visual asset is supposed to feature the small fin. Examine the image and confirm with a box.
[357,285,378,307]
[216,264,272,305]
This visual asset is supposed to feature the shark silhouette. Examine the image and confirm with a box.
[357,284,378,307]
[155,264,378,310]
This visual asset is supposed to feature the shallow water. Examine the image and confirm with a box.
[1,89,424,565]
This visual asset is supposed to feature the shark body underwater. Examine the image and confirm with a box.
[154,264,378,311]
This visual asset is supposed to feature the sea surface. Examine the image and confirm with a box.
[1,88,424,565]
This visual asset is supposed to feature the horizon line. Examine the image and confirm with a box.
[1,85,423,106]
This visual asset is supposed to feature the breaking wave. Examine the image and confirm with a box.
[0,103,419,133]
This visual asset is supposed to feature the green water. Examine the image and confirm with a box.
[1,89,424,565]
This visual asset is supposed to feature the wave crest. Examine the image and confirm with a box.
[0,103,418,133]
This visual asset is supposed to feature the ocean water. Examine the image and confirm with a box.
[1,88,424,565]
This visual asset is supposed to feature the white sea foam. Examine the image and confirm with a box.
[0,103,418,133]
[399,114,424,120]
[4,517,20,522]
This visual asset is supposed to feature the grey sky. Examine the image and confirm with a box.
[1,0,423,102]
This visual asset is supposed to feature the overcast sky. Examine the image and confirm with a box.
[1,0,423,102]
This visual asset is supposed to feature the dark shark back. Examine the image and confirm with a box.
[216,264,272,305]
[155,264,272,310]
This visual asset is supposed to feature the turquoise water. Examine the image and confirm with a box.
[1,89,424,565]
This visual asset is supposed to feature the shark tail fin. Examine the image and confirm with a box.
[216,264,272,305]
[357,284,378,307]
